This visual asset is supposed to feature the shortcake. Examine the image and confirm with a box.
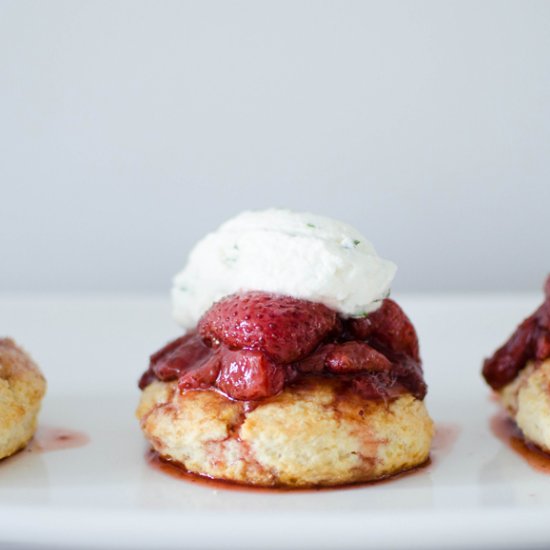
[0,338,46,460]
[483,276,550,453]
[137,210,433,487]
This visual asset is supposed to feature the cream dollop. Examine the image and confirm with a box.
[172,209,397,328]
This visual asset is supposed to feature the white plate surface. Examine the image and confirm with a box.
[1,293,549,550]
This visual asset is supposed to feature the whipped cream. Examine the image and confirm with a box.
[172,209,397,328]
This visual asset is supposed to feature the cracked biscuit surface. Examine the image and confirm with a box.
[0,338,46,460]
[137,377,433,487]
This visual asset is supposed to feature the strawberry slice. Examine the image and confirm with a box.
[483,276,550,390]
[151,332,212,381]
[295,341,392,374]
[216,349,285,401]
[198,291,338,363]
[324,341,393,373]
[178,353,221,391]
[349,299,420,361]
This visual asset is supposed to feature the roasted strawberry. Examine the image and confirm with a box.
[349,299,420,361]
[198,291,338,363]
[138,369,157,390]
[483,276,550,390]
[178,353,221,391]
[139,290,428,404]
[535,331,550,361]
[151,332,212,381]
[216,349,285,400]
[352,360,426,401]
[483,314,538,390]
[295,341,392,374]
[293,347,327,374]
[324,341,393,374]
[391,358,427,399]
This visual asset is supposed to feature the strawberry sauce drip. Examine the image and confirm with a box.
[483,275,550,390]
[139,292,427,402]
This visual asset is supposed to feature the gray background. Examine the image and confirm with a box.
[1,0,549,294]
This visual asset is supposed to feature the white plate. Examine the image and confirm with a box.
[1,293,550,549]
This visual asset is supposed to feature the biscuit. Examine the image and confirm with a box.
[499,359,550,453]
[0,338,46,460]
[137,377,433,487]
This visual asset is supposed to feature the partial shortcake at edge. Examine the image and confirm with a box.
[0,338,46,460]
[500,359,550,453]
